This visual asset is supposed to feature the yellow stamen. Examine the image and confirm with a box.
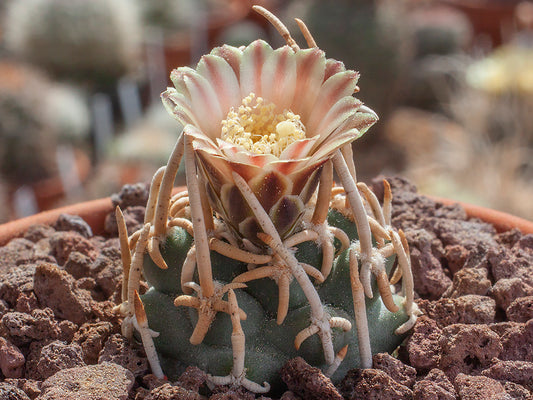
[221,93,305,157]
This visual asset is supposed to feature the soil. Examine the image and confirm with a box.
[0,177,532,399]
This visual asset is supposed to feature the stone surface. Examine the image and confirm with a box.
[339,368,413,400]
[144,383,202,400]
[48,231,98,265]
[0,382,31,400]
[438,324,502,379]
[490,278,533,311]
[418,295,496,327]
[0,337,25,378]
[53,214,93,238]
[413,368,457,400]
[98,334,149,378]
[280,357,343,400]
[33,263,93,325]
[506,296,533,323]
[443,267,491,298]
[481,359,533,391]
[73,321,113,364]
[372,353,416,388]
[38,362,134,400]
[1,308,60,345]
[406,316,442,372]
[177,366,208,392]
[453,374,511,400]
[499,319,533,362]
[36,340,86,380]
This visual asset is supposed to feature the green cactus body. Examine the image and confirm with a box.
[140,209,408,390]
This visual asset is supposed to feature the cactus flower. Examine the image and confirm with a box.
[162,40,378,243]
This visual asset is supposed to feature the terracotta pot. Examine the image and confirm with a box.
[1,190,532,247]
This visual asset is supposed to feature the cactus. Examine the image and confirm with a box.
[4,0,142,87]
[117,6,419,394]
[0,62,58,185]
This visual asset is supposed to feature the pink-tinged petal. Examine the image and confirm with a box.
[240,40,273,98]
[227,160,263,184]
[161,88,200,127]
[291,48,326,121]
[324,58,346,81]
[216,139,243,158]
[268,158,310,176]
[279,137,318,160]
[298,166,322,204]
[181,69,223,140]
[350,105,379,136]
[210,44,243,81]
[232,152,278,168]
[305,70,360,136]
[309,127,359,163]
[312,96,362,141]
[185,125,218,151]
[170,67,194,97]
[269,195,305,239]
[248,170,292,213]
[197,54,241,115]
[260,46,296,111]
[238,216,262,243]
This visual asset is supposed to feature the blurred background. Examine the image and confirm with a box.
[0,0,531,223]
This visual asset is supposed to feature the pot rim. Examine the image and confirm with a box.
[0,190,531,246]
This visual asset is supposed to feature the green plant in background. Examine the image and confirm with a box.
[4,0,142,87]
[116,6,419,394]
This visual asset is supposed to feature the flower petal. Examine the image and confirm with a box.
[269,195,305,239]
[261,46,296,111]
[179,68,223,140]
[313,96,363,141]
[210,44,243,81]
[197,54,241,115]
[279,137,318,160]
[161,88,200,127]
[306,70,360,137]
[324,58,346,80]
[291,48,326,121]
[240,40,273,98]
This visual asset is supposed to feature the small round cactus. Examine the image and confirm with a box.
[117,6,419,394]
[4,0,142,86]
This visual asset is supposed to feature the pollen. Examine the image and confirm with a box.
[221,93,306,157]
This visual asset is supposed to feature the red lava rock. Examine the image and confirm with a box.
[0,238,38,272]
[49,231,98,265]
[64,251,94,280]
[0,336,25,378]
[0,382,31,400]
[144,383,202,400]
[98,334,149,378]
[33,263,93,325]
[94,257,123,299]
[1,308,60,345]
[490,278,533,311]
[443,267,491,297]
[23,224,56,243]
[177,366,208,392]
[443,244,470,274]
[438,324,502,379]
[279,391,302,400]
[53,213,93,238]
[405,229,451,299]
[339,368,413,400]
[73,321,113,364]
[36,340,86,380]
[406,316,443,372]
[209,386,255,400]
[38,362,134,400]
[57,320,78,342]
[0,265,36,306]
[488,247,533,287]
[14,292,39,314]
[3,378,42,399]
[453,373,510,400]
[372,352,416,388]
[499,319,533,362]
[481,359,533,392]
[280,357,343,400]
[506,295,533,323]
[418,295,496,327]
[412,368,457,400]
[501,381,531,400]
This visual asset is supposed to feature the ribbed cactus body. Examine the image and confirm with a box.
[140,209,408,389]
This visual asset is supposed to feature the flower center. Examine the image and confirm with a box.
[221,93,306,157]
